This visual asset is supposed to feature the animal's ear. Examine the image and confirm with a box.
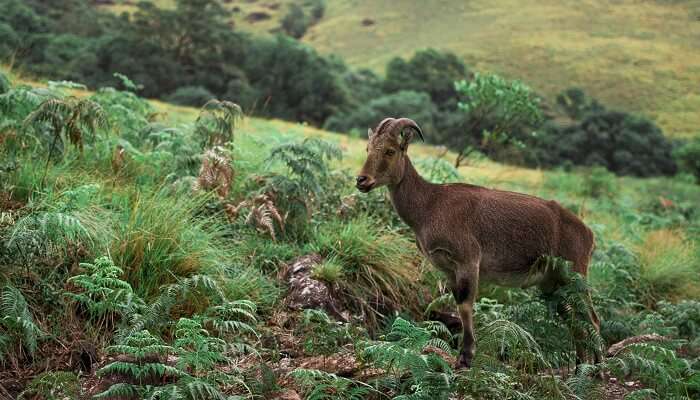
[367,128,374,138]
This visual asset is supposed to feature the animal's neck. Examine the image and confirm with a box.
[388,156,435,230]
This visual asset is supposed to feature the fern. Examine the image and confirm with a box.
[66,256,140,330]
[361,317,453,399]
[265,137,342,231]
[476,319,549,372]
[95,330,183,399]
[195,99,242,149]
[174,317,227,375]
[297,309,352,357]
[18,371,81,400]
[0,284,43,364]
[119,274,226,339]
[290,368,374,400]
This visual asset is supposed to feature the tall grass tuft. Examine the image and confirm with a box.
[308,217,422,328]
[637,229,699,304]
[111,191,231,298]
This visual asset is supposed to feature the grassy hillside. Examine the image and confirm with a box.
[101,0,700,138]
[304,0,700,138]
[2,68,699,398]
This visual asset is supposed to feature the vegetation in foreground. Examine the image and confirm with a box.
[1,69,699,399]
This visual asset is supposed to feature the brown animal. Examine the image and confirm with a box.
[356,117,601,369]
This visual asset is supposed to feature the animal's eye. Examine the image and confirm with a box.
[385,149,396,156]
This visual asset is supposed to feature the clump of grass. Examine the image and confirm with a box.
[111,191,231,298]
[308,217,422,329]
[312,257,344,283]
[637,229,699,304]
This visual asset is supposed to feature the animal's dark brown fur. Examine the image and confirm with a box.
[356,117,600,368]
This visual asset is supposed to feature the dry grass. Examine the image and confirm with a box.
[637,228,699,303]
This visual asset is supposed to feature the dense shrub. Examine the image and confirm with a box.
[384,48,469,107]
[324,90,437,134]
[535,109,677,177]
[674,136,700,182]
[165,86,216,107]
[280,4,311,39]
[244,35,349,124]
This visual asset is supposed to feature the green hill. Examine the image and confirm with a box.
[304,0,700,138]
[101,0,700,138]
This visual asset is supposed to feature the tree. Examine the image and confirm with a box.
[384,49,469,107]
[281,4,310,39]
[536,111,677,176]
[453,73,542,167]
[243,35,348,125]
[324,90,436,135]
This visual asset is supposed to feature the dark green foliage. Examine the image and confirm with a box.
[534,90,677,176]
[384,49,468,107]
[244,35,349,124]
[674,136,700,182]
[95,330,183,399]
[361,317,453,399]
[290,368,373,400]
[556,87,605,120]
[281,4,311,39]
[0,72,9,94]
[166,86,215,107]
[264,137,341,234]
[324,90,437,135]
[297,309,353,357]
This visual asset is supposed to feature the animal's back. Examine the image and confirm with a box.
[436,183,593,285]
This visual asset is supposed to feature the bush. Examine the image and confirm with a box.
[324,90,437,135]
[674,136,700,182]
[280,4,310,39]
[384,48,469,107]
[534,93,677,177]
[165,86,216,107]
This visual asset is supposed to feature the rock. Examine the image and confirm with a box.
[283,254,348,321]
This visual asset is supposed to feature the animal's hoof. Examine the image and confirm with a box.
[455,352,472,369]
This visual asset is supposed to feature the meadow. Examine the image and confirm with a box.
[1,64,699,399]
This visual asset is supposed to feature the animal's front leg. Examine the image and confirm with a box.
[452,271,478,369]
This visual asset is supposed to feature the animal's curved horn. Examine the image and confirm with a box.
[374,117,396,135]
[392,118,424,142]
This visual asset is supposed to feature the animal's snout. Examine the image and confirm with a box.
[356,175,375,192]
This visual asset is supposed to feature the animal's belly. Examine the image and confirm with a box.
[479,251,549,288]
[480,268,547,288]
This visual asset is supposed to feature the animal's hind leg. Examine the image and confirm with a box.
[541,261,601,368]
[451,267,479,369]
